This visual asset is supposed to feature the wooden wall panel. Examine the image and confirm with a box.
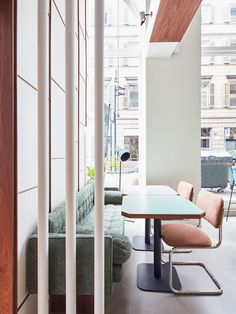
[150,0,201,42]
[0,0,17,313]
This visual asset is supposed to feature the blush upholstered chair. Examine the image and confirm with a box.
[177,181,194,201]
[177,180,203,227]
[162,181,195,255]
[162,190,224,295]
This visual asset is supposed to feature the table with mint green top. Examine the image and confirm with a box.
[122,195,205,293]
[122,185,177,252]
[122,185,177,196]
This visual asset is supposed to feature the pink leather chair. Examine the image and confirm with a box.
[162,190,224,295]
[177,181,194,201]
[162,181,195,255]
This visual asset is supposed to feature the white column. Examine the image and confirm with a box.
[65,0,77,313]
[38,0,49,313]
[94,0,104,314]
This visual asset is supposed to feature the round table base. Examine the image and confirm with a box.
[132,235,154,251]
[137,263,181,293]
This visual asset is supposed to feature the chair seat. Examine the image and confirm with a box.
[162,223,212,248]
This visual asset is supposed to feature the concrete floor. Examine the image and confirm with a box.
[106,217,236,314]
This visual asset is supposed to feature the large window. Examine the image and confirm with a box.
[89,0,140,182]
[124,136,139,161]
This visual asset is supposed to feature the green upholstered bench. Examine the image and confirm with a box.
[27,183,132,296]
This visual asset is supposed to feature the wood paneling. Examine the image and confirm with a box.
[0,0,17,313]
[150,0,201,42]
[50,295,94,314]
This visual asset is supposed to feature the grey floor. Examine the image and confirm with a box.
[105,216,236,314]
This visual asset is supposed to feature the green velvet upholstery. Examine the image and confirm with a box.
[48,183,95,233]
[27,184,131,296]
[76,205,131,264]
[80,205,124,234]
[27,234,113,295]
[104,191,123,205]
[77,184,94,223]
[112,264,123,282]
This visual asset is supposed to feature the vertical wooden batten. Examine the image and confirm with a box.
[77,0,80,191]
[38,0,49,313]
[0,0,17,313]
[49,0,52,212]
[65,0,77,313]
[94,0,104,313]
[85,0,88,127]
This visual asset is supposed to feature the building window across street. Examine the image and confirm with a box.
[124,136,139,161]
[201,82,214,108]
[225,127,236,150]
[225,82,236,107]
[201,128,211,148]
[201,4,214,23]
[231,6,236,22]
[128,84,138,108]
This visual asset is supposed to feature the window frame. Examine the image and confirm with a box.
[201,128,211,149]
[124,135,139,161]
[201,81,214,108]
[225,81,236,107]
[128,83,139,109]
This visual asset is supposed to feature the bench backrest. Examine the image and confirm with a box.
[49,183,94,233]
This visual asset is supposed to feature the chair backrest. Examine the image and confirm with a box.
[196,190,224,229]
[177,181,194,201]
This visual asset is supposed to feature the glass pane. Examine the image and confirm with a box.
[201,90,208,107]
[124,136,139,161]
[129,85,138,108]
[201,138,210,148]
[230,84,236,94]
[230,97,236,106]
[231,7,236,15]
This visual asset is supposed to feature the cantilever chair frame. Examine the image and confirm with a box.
[168,224,223,295]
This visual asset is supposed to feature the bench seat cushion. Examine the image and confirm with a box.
[79,205,124,234]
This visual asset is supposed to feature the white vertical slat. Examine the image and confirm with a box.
[94,0,104,314]
[38,0,49,313]
[65,0,77,313]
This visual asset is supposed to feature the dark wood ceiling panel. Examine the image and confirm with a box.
[150,0,202,42]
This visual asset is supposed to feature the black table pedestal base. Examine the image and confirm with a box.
[137,263,181,293]
[133,235,154,251]
[132,236,166,252]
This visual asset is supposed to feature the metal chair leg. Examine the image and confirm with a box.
[168,249,223,295]
[197,218,201,227]
[226,185,234,221]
